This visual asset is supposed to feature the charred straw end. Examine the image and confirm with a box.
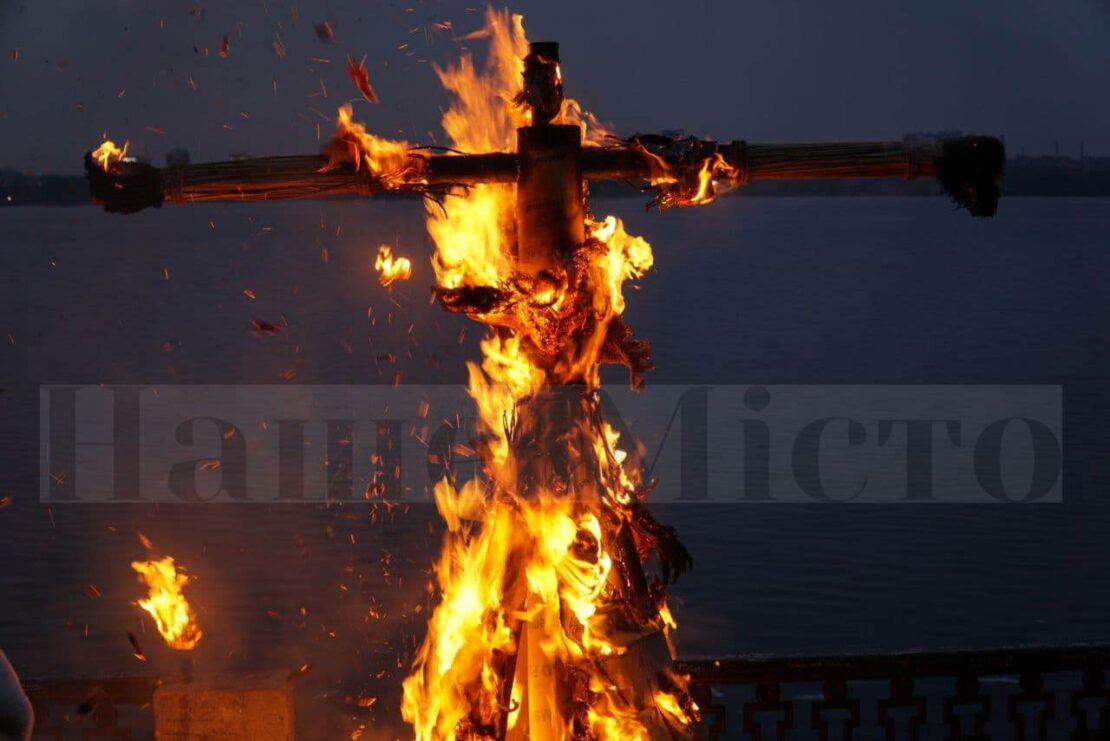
[84,151,165,214]
[936,136,1005,217]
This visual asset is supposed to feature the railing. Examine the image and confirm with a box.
[23,645,1110,740]
[24,676,156,740]
[677,645,1110,741]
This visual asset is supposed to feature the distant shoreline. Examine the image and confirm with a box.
[4,157,1110,205]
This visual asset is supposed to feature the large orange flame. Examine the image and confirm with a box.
[131,556,203,651]
[398,8,692,740]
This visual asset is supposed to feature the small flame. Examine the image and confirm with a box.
[322,105,415,189]
[688,152,739,206]
[633,137,740,210]
[91,139,128,171]
[131,556,202,650]
[654,689,695,727]
[374,244,413,286]
[558,97,613,147]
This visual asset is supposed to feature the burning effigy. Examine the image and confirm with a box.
[86,7,1003,739]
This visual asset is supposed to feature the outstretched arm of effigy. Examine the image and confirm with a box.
[85,135,1004,216]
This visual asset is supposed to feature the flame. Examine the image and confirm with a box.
[131,556,202,650]
[688,153,738,206]
[632,137,740,210]
[589,215,653,316]
[654,690,695,728]
[424,7,527,291]
[310,6,695,737]
[322,105,415,189]
[91,139,128,171]
[375,244,413,286]
[558,97,614,147]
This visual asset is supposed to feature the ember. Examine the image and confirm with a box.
[347,54,380,103]
[250,318,285,337]
[127,630,148,663]
[314,21,336,44]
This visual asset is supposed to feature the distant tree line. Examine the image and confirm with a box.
[4,151,1110,205]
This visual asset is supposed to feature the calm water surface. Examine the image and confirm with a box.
[1,196,1108,734]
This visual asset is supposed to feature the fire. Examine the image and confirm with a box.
[374,244,413,286]
[424,8,615,292]
[91,139,128,171]
[322,105,415,189]
[131,556,203,650]
[630,137,740,210]
[383,6,696,739]
[688,153,739,206]
[423,8,527,291]
[589,215,654,316]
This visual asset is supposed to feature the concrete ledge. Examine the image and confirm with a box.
[153,671,294,741]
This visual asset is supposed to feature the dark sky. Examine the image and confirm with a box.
[1,0,1108,172]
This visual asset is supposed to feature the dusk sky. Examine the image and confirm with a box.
[2,0,1108,173]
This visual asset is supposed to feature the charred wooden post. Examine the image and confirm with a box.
[514,125,585,275]
[504,41,589,741]
[494,40,692,741]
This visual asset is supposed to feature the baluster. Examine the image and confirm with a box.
[742,681,794,741]
[1070,666,1110,740]
[878,676,927,741]
[689,682,726,741]
[30,699,64,741]
[1007,670,1055,741]
[943,672,990,741]
[811,677,861,741]
[81,700,131,741]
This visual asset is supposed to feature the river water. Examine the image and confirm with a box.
[1,196,1108,735]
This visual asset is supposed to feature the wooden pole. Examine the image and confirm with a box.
[515,125,586,275]
[87,138,1003,215]
[505,100,595,737]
